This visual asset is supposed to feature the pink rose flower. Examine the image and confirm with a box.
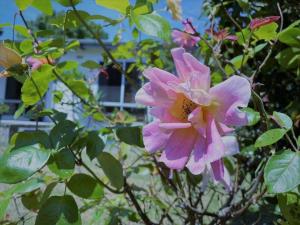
[172,19,200,48]
[135,48,251,187]
[26,57,52,70]
[249,16,280,30]
[206,28,237,42]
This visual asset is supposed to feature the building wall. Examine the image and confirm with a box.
[0,78,6,101]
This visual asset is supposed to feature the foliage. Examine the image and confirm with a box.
[0,0,299,225]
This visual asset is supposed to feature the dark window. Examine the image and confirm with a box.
[5,77,22,100]
[98,63,121,102]
[125,63,141,103]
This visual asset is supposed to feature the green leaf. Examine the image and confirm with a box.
[0,195,10,220]
[48,148,75,179]
[278,192,300,224]
[67,174,104,199]
[86,131,104,160]
[14,25,31,37]
[254,22,278,41]
[273,111,293,130]
[21,64,55,106]
[279,27,300,47]
[225,55,248,75]
[22,189,43,211]
[57,61,79,72]
[20,39,34,54]
[95,0,130,14]
[49,120,77,148]
[132,12,171,41]
[98,152,124,190]
[55,0,81,7]
[264,150,300,193]
[242,107,260,126]
[67,80,90,101]
[12,131,51,149]
[133,0,153,15]
[276,47,300,70]
[12,178,45,195]
[32,0,53,15]
[35,195,81,225]
[15,0,33,10]
[116,126,144,147]
[81,60,100,69]
[0,145,50,184]
[254,128,286,148]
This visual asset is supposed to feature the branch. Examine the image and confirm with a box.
[69,0,122,72]
[251,3,284,80]
[124,180,157,225]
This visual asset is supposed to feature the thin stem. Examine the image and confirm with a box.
[124,180,157,225]
[221,1,245,43]
[68,147,123,194]
[184,22,228,78]
[69,0,122,72]
[251,3,284,80]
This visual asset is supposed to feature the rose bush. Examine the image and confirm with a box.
[0,0,299,225]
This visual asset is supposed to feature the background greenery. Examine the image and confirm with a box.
[0,0,299,224]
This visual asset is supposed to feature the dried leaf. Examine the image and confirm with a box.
[0,43,22,69]
[167,0,182,21]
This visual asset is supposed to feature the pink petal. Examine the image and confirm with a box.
[144,68,179,85]
[210,75,251,126]
[150,107,177,122]
[171,48,211,89]
[143,120,172,153]
[221,167,231,190]
[171,48,190,80]
[183,53,210,90]
[188,107,206,134]
[159,128,197,170]
[187,117,226,175]
[159,122,191,129]
[222,136,239,156]
[205,117,226,162]
[186,137,206,174]
[216,122,234,135]
[211,159,225,181]
[135,82,173,107]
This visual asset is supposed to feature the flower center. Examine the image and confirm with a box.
[169,94,198,121]
[169,94,220,123]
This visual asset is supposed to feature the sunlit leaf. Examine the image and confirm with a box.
[0,145,50,184]
[32,0,53,15]
[264,150,300,193]
[132,12,171,41]
[273,111,293,130]
[255,128,286,148]
[95,0,130,14]
[15,0,33,10]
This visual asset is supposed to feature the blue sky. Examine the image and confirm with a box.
[0,0,207,42]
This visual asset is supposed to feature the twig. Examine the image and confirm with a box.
[124,180,157,225]
[251,3,284,80]
[69,0,122,72]
[184,21,228,78]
